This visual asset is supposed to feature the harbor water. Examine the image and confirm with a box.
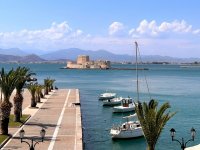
[1,63,200,150]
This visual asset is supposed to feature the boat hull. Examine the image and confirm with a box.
[110,127,143,139]
[99,96,115,100]
[113,107,134,112]
[113,104,135,113]
[98,93,116,100]
[103,101,121,106]
[103,97,123,106]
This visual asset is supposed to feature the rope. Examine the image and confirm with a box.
[136,42,152,100]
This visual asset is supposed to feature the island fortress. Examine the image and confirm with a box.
[66,55,111,69]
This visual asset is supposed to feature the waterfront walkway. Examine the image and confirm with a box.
[186,144,200,150]
[2,89,82,150]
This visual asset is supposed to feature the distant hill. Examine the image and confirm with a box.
[19,54,45,63]
[0,54,21,62]
[22,49,49,55]
[1,47,200,63]
[40,48,134,62]
[40,48,200,63]
[0,48,28,56]
[0,54,45,63]
[140,55,200,63]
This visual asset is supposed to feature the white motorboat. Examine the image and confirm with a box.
[99,92,116,100]
[110,114,143,139]
[113,98,135,113]
[103,97,123,106]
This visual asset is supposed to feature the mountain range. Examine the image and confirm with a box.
[0,48,200,63]
[0,48,28,56]
[40,48,134,62]
[0,53,45,63]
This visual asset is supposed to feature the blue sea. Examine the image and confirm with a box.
[1,63,200,150]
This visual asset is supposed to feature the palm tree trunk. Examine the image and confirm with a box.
[40,91,44,98]
[0,117,9,135]
[147,145,155,150]
[45,87,48,95]
[14,110,21,122]
[37,93,41,103]
[0,101,12,135]
[13,93,23,122]
[36,93,41,103]
[31,98,36,107]
[48,86,51,92]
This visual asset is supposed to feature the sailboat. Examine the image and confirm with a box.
[110,113,143,138]
[110,41,144,139]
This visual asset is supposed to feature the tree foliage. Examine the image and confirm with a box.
[134,99,176,150]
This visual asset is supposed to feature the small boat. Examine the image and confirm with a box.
[113,98,135,113]
[110,114,143,139]
[103,97,123,106]
[99,92,116,100]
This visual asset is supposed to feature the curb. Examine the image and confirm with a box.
[9,114,31,128]
[0,134,12,149]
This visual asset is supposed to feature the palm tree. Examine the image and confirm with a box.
[44,78,55,95]
[134,99,176,150]
[49,79,55,91]
[36,84,43,103]
[44,78,50,95]
[40,88,44,98]
[13,67,35,122]
[27,83,37,107]
[0,68,18,135]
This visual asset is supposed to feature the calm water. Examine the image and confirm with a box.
[1,63,200,150]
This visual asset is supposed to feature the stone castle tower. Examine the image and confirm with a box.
[77,55,89,64]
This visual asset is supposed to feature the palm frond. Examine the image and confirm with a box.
[0,68,19,102]
[15,67,35,93]
[135,99,176,149]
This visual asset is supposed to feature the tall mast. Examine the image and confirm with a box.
[135,41,139,101]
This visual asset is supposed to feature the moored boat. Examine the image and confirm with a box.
[110,114,143,139]
[113,98,135,113]
[103,97,123,106]
[99,92,116,100]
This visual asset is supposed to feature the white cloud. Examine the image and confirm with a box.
[0,22,87,50]
[71,29,83,37]
[193,29,200,34]
[0,20,200,57]
[109,22,125,36]
[0,21,132,54]
[0,22,70,42]
[129,20,198,38]
[136,20,149,34]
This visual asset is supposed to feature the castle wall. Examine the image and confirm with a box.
[77,55,89,64]
[67,55,110,69]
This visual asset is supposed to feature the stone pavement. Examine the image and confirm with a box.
[2,89,82,150]
[186,144,200,150]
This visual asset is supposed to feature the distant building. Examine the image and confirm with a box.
[77,55,89,64]
[67,55,111,69]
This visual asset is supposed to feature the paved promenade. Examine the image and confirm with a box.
[2,89,82,150]
[186,144,200,150]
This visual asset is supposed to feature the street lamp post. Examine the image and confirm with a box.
[19,128,46,150]
[170,128,196,150]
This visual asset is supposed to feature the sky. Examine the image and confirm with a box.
[0,0,200,57]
